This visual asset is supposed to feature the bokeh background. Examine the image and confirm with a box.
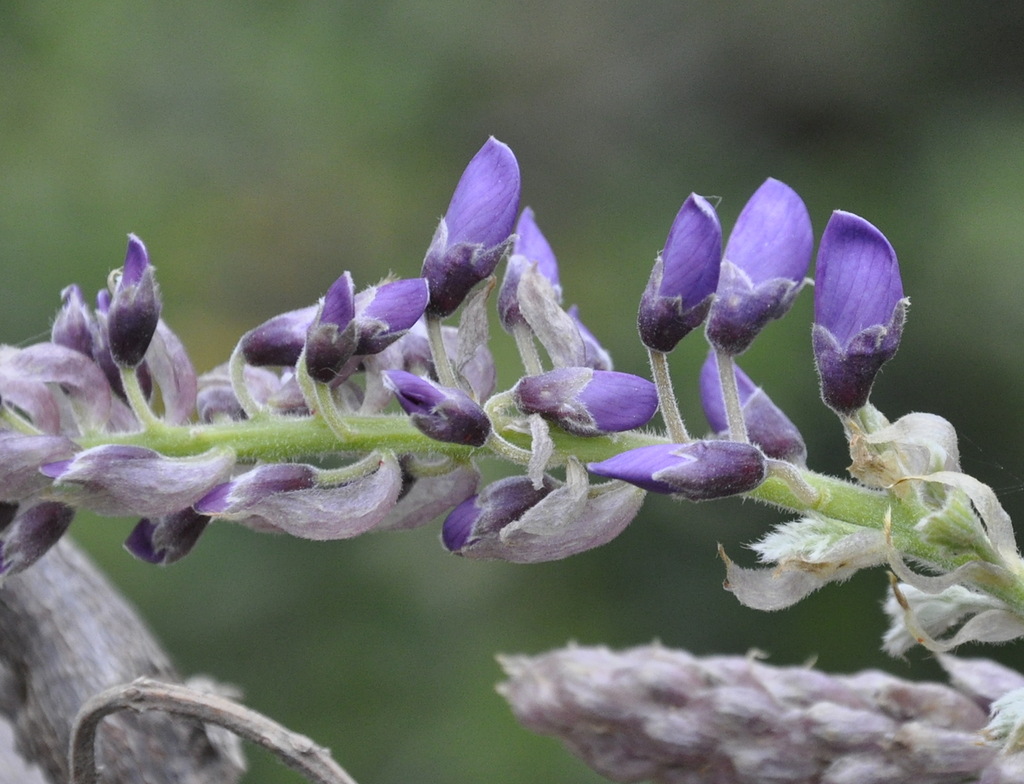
[4,2,1024,782]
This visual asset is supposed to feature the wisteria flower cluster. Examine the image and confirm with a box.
[4,137,1024,769]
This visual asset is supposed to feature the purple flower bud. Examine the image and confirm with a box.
[699,353,807,464]
[0,432,77,501]
[499,207,562,330]
[638,194,722,352]
[107,234,161,367]
[567,306,613,371]
[442,475,554,552]
[513,368,658,437]
[304,272,358,383]
[51,284,95,356]
[813,211,908,414]
[422,138,521,318]
[0,501,75,577]
[383,370,491,447]
[240,305,318,367]
[124,508,211,565]
[587,441,767,500]
[706,179,813,355]
[41,445,235,517]
[376,460,480,532]
[195,456,402,540]
[352,277,429,355]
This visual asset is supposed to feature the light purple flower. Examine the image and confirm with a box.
[107,234,161,367]
[352,277,429,354]
[498,207,562,330]
[194,455,403,540]
[638,194,722,353]
[588,441,767,500]
[513,368,658,437]
[700,352,806,464]
[813,210,908,414]
[41,445,235,517]
[422,137,521,318]
[384,370,491,447]
[706,178,813,355]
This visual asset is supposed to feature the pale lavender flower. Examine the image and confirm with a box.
[0,432,77,501]
[194,455,403,540]
[588,441,767,500]
[700,352,806,464]
[51,284,95,356]
[383,370,491,447]
[498,644,1024,784]
[638,193,722,353]
[41,445,235,517]
[813,210,907,414]
[107,234,161,367]
[512,368,657,437]
[422,137,520,317]
[706,178,813,355]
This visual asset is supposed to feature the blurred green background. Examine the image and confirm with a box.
[4,2,1024,782]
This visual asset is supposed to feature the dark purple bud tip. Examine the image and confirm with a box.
[813,211,907,414]
[513,368,658,437]
[384,370,491,447]
[706,179,813,356]
[441,476,553,553]
[587,441,767,501]
[107,233,161,368]
[124,508,211,565]
[422,138,521,318]
[304,273,359,383]
[699,353,806,464]
[638,194,722,353]
[353,277,429,355]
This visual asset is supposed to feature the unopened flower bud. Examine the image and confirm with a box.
[588,441,767,500]
[422,137,520,317]
[107,234,161,367]
[124,507,211,565]
[513,368,657,437]
[383,370,491,446]
[304,272,358,383]
[499,207,562,331]
[700,352,806,464]
[813,210,908,414]
[706,178,812,355]
[442,475,554,553]
[240,305,318,367]
[352,277,429,354]
[638,194,722,353]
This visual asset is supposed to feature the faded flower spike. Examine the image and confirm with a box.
[813,210,908,414]
[706,178,812,355]
[700,352,806,464]
[512,368,658,437]
[637,193,722,353]
[107,233,161,368]
[383,370,491,446]
[498,207,562,331]
[422,137,521,318]
[588,441,767,500]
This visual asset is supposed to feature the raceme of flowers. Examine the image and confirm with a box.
[2,137,1024,678]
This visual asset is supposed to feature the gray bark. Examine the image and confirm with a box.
[0,539,245,784]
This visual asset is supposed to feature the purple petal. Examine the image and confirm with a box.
[814,210,904,345]
[724,178,812,284]
[445,137,521,248]
[0,501,75,576]
[354,277,429,354]
[659,194,723,302]
[122,233,150,286]
[241,305,318,367]
[512,207,561,288]
[0,432,77,501]
[320,272,356,328]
